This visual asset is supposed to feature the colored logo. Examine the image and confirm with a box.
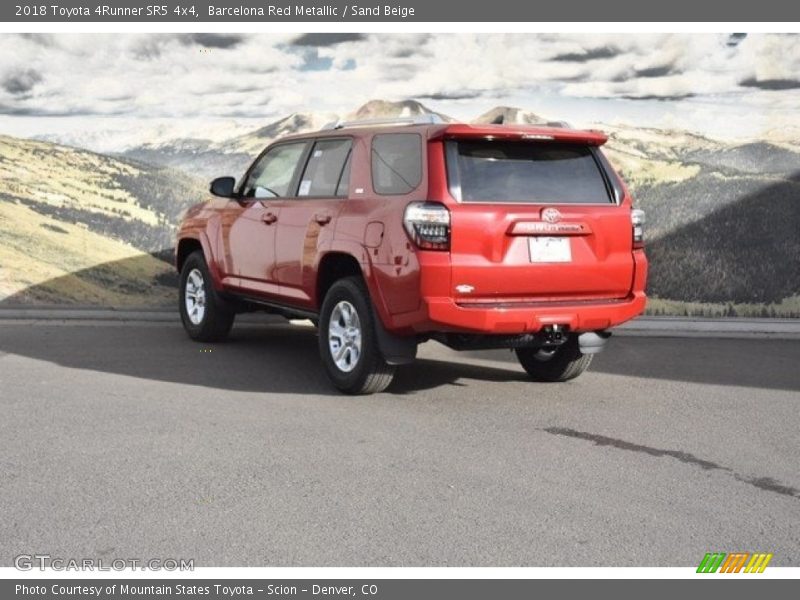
[696,552,773,573]
[541,207,561,223]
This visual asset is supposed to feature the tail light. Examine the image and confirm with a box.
[631,208,645,249]
[404,202,450,250]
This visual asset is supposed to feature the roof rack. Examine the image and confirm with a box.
[321,114,444,130]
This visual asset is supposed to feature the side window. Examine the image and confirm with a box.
[297,138,352,198]
[371,133,422,195]
[242,142,307,198]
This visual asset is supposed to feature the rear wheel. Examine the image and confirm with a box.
[515,335,592,382]
[179,251,235,342]
[319,276,395,394]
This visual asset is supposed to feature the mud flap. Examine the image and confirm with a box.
[373,311,417,365]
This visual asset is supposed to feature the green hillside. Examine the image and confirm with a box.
[0,135,203,306]
[645,173,800,305]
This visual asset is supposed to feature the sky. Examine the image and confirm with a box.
[1,32,799,149]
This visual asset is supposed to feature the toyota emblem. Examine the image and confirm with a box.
[542,208,561,223]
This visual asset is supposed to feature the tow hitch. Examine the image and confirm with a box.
[434,324,571,351]
[542,324,567,345]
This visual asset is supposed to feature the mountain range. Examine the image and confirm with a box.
[2,99,799,315]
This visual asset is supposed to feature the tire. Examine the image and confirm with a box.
[515,335,592,382]
[319,276,395,394]
[179,250,235,342]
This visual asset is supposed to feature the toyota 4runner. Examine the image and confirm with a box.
[176,115,647,394]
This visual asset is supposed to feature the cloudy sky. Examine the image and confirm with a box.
[1,32,799,148]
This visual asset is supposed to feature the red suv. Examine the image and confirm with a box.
[176,116,647,394]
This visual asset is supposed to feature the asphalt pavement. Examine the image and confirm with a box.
[0,318,798,566]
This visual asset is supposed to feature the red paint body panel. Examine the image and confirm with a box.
[176,122,647,337]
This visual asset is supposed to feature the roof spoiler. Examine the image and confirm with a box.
[433,124,608,145]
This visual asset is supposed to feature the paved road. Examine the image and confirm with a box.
[0,319,798,567]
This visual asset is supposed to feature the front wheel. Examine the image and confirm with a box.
[319,276,395,394]
[179,251,235,342]
[515,335,592,382]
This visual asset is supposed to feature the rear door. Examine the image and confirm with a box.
[445,139,634,302]
[271,137,352,307]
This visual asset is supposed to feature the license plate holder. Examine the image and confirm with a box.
[528,237,571,263]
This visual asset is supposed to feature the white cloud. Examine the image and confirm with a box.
[0,33,798,142]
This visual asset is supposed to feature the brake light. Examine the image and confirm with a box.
[631,208,645,248]
[403,202,450,251]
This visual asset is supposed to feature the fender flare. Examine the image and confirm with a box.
[322,241,417,365]
[177,231,224,291]
[322,241,392,323]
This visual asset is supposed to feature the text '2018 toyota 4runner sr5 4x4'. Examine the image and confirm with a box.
[176,115,647,394]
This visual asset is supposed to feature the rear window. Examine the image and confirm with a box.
[446,140,612,204]
[371,133,422,195]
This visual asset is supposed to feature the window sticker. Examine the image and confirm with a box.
[298,180,312,196]
[313,149,323,158]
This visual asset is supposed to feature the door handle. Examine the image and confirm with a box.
[314,213,332,225]
[261,212,278,225]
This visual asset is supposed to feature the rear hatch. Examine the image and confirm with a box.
[444,134,634,303]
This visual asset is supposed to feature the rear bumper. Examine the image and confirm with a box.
[420,292,647,334]
[372,249,648,336]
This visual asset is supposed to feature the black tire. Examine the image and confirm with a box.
[318,276,395,394]
[515,335,592,382]
[179,251,235,342]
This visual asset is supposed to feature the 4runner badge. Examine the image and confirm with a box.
[542,208,561,223]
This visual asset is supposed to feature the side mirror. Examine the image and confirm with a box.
[210,176,236,198]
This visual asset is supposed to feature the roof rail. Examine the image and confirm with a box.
[545,120,572,128]
[321,114,444,130]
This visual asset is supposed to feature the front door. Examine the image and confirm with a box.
[225,140,309,298]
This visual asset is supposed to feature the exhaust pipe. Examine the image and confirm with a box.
[578,331,611,354]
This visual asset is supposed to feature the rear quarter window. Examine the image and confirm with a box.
[371,133,422,195]
[446,140,613,204]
